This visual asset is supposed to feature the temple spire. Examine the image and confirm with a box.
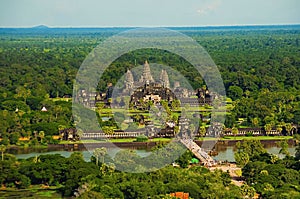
[125,69,134,89]
[139,60,154,83]
[160,69,170,88]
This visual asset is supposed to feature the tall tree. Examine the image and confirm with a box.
[264,123,272,136]
[198,126,206,137]
[234,152,250,167]
[15,86,31,103]
[53,105,63,119]
[232,127,239,137]
[38,131,45,143]
[251,117,260,127]
[0,145,6,161]
[236,139,266,159]
[276,125,283,135]
[278,140,290,157]
[227,85,243,101]
[295,144,300,161]
[285,123,293,135]
[93,147,107,166]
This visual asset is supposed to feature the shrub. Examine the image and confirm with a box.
[245,132,253,137]
[136,135,148,142]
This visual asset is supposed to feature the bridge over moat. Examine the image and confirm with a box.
[80,132,216,166]
[179,138,216,166]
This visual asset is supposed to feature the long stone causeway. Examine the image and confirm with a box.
[179,139,216,166]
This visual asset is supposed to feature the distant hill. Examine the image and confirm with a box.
[32,25,49,29]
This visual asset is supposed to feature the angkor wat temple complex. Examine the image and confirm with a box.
[77,61,215,108]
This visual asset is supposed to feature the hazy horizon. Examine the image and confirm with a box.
[1,23,300,29]
[0,0,299,28]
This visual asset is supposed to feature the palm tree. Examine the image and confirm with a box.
[244,90,250,98]
[251,117,259,127]
[232,127,239,137]
[76,129,84,138]
[174,126,179,135]
[102,126,114,135]
[296,144,300,161]
[93,148,101,166]
[198,126,206,137]
[0,144,6,161]
[270,154,279,164]
[240,184,255,198]
[15,86,31,103]
[107,163,115,175]
[220,124,226,136]
[264,123,272,136]
[39,131,45,143]
[95,102,105,115]
[54,105,63,119]
[276,125,283,135]
[285,123,293,135]
[278,140,290,156]
[171,99,180,111]
[190,124,195,136]
[33,154,40,163]
[93,147,107,166]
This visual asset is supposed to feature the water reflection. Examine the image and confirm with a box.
[13,149,151,162]
[10,141,296,163]
[212,146,295,162]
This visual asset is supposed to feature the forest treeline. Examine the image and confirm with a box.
[0,139,299,198]
[0,150,242,198]
[0,26,300,141]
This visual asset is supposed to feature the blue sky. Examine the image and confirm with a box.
[0,0,299,27]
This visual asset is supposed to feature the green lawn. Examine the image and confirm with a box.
[221,136,293,141]
[59,139,105,144]
[59,137,172,144]
[110,137,172,143]
[145,137,171,142]
[59,136,293,145]
[49,97,71,102]
[7,144,48,149]
[196,137,219,141]
[107,138,136,142]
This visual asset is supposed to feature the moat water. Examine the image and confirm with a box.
[9,142,296,162]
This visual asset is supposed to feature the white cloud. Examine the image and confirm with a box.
[197,0,221,15]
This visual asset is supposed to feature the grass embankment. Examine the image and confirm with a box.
[59,136,294,144]
[221,136,293,141]
[59,137,171,144]
[6,144,49,149]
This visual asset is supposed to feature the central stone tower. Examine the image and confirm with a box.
[139,60,154,84]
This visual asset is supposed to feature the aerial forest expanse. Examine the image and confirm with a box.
[0,25,300,198]
[0,25,300,140]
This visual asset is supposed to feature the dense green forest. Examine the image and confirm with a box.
[0,139,299,198]
[0,150,241,198]
[0,26,300,198]
[235,139,300,198]
[0,26,300,143]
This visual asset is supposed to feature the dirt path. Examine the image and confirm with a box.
[209,163,244,186]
